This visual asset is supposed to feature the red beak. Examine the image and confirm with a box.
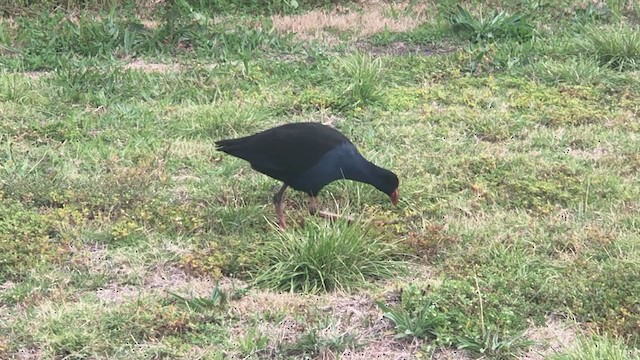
[390,188,399,206]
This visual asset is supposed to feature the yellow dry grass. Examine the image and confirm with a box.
[272,1,434,42]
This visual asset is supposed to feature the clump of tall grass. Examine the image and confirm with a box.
[331,52,384,107]
[448,5,534,43]
[254,218,405,293]
[580,25,640,71]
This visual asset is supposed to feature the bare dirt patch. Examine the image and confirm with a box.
[95,284,143,304]
[95,264,221,303]
[15,348,43,360]
[145,264,219,296]
[328,293,427,359]
[520,317,578,359]
[141,19,160,29]
[225,264,439,358]
[431,348,474,360]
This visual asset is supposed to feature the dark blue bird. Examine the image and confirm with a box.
[215,122,399,227]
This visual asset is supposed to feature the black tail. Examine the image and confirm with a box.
[214,138,237,152]
[215,136,254,160]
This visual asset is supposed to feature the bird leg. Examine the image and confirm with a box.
[308,196,319,215]
[317,210,355,224]
[273,183,288,228]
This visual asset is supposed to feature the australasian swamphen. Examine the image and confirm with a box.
[215,122,399,228]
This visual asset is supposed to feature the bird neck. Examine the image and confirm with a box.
[343,157,392,195]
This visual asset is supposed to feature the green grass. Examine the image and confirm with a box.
[254,218,405,293]
[579,24,640,71]
[553,334,640,360]
[448,4,534,43]
[1,0,640,358]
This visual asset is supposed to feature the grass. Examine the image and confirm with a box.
[553,334,640,360]
[254,218,404,293]
[448,5,534,43]
[1,0,640,358]
[331,52,384,108]
[579,24,640,71]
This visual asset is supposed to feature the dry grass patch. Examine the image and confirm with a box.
[223,266,442,358]
[272,1,434,42]
[566,146,610,161]
[230,288,319,316]
[340,338,424,359]
[227,289,425,359]
[22,71,50,79]
[14,348,42,360]
[168,139,216,159]
[95,264,236,303]
[95,284,143,304]
[123,59,182,73]
[70,244,140,279]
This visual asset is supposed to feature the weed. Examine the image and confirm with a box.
[377,300,443,340]
[461,39,537,73]
[574,3,613,24]
[0,198,64,282]
[237,327,270,357]
[281,321,359,357]
[179,242,228,279]
[560,254,640,343]
[1,9,297,71]
[456,330,534,359]
[448,5,534,43]
[167,285,228,311]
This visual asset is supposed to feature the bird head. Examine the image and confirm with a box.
[390,187,399,206]
[381,171,399,206]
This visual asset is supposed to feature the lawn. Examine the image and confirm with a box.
[1,0,639,359]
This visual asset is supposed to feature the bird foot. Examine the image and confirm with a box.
[316,210,355,224]
[372,219,400,226]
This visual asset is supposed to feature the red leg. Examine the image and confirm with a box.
[308,196,318,215]
[273,184,288,228]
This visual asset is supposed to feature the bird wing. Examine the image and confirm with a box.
[216,123,350,181]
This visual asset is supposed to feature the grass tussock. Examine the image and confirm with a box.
[331,52,384,108]
[553,334,640,360]
[255,219,405,293]
[579,24,640,71]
